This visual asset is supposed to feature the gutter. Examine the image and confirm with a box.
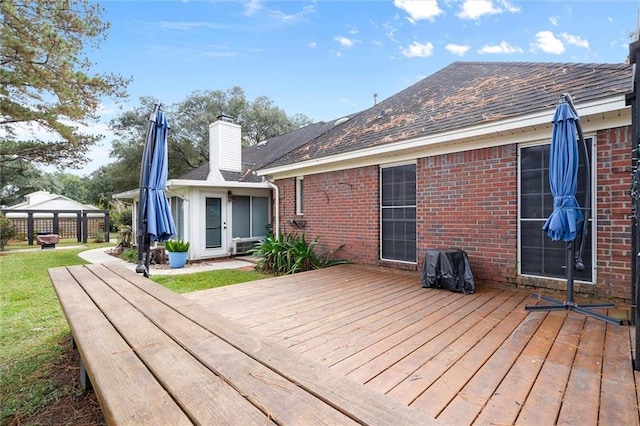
[264,178,279,236]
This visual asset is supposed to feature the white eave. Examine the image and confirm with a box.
[258,95,630,178]
[112,188,139,200]
[166,179,271,190]
[113,179,272,200]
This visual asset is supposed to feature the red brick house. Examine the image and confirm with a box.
[258,62,633,301]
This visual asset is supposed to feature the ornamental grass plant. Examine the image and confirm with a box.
[250,233,348,275]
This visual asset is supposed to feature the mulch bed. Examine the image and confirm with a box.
[7,342,105,426]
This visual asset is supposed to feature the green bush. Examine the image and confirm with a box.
[91,229,106,243]
[119,208,132,227]
[0,212,16,251]
[120,248,138,263]
[164,239,190,252]
[249,233,347,275]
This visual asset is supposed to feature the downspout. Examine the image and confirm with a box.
[264,178,280,236]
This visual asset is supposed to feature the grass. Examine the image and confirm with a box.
[0,245,269,424]
[3,234,117,251]
[151,268,269,293]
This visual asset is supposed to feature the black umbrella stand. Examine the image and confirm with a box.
[526,96,623,326]
[526,240,623,325]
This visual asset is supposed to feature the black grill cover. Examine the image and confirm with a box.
[421,249,475,294]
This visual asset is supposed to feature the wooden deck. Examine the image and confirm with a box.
[184,264,640,425]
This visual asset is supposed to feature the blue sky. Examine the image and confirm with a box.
[78,0,639,174]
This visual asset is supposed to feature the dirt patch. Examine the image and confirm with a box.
[7,342,105,426]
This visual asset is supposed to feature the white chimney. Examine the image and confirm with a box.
[208,115,242,181]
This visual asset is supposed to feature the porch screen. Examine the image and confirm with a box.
[519,139,593,281]
[380,163,417,263]
[232,196,270,238]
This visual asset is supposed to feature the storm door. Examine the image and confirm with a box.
[205,197,223,249]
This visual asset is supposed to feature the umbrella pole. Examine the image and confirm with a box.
[526,240,623,325]
[526,93,623,325]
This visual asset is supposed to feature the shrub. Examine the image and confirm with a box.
[91,229,106,243]
[164,239,190,252]
[119,208,132,227]
[120,248,139,263]
[0,213,16,251]
[249,233,347,275]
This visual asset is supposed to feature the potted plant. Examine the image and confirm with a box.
[164,239,190,268]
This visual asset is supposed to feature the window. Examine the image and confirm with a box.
[380,163,417,263]
[295,177,304,215]
[205,197,222,248]
[170,197,184,240]
[232,196,270,238]
[519,138,593,281]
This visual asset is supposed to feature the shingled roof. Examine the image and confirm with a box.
[264,61,632,168]
[176,119,342,182]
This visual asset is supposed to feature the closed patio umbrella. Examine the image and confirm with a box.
[541,100,583,242]
[526,94,621,325]
[136,105,176,277]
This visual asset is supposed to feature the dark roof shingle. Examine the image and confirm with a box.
[176,119,342,181]
[266,62,632,168]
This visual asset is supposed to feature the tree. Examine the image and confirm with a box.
[168,89,247,177]
[0,0,130,174]
[42,172,89,204]
[107,89,312,192]
[241,96,312,145]
[0,161,43,207]
[85,165,120,208]
[107,97,161,192]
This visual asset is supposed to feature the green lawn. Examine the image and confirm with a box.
[0,246,269,424]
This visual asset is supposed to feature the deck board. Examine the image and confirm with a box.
[185,264,639,425]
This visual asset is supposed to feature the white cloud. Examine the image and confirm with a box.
[243,0,262,16]
[393,0,443,23]
[267,5,316,23]
[401,41,434,58]
[531,30,565,54]
[334,36,355,48]
[383,22,398,43]
[308,41,317,48]
[549,16,559,26]
[561,32,589,49]
[477,41,523,54]
[446,43,470,56]
[457,0,520,20]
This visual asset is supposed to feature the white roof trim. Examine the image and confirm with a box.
[258,95,629,178]
[112,180,271,200]
[166,179,271,189]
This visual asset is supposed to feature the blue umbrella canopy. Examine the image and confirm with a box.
[542,101,583,242]
[136,105,176,275]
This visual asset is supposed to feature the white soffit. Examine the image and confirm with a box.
[166,179,271,189]
[259,96,630,179]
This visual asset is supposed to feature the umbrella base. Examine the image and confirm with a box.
[525,294,624,325]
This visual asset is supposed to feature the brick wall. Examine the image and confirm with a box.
[277,167,380,264]
[416,145,519,287]
[274,125,632,300]
[595,126,633,299]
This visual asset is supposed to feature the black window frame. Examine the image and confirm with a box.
[518,137,593,282]
[380,163,417,263]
